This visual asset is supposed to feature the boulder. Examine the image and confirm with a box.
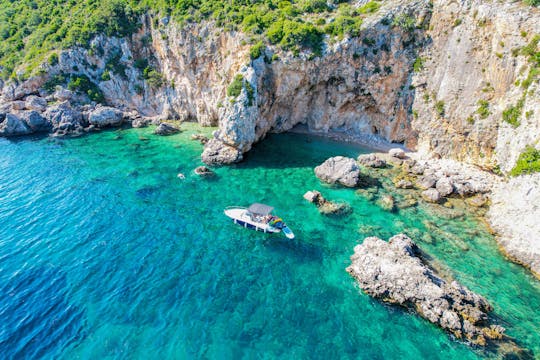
[389,148,406,159]
[0,113,32,136]
[201,138,243,165]
[357,153,386,168]
[44,102,85,135]
[11,101,26,111]
[436,177,454,197]
[194,166,215,177]
[54,88,73,101]
[314,156,361,187]
[25,95,47,112]
[395,179,414,189]
[132,118,150,128]
[421,188,441,203]
[17,110,50,132]
[416,175,437,189]
[346,234,507,346]
[88,106,124,128]
[154,122,180,135]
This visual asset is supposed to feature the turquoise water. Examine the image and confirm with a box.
[1,125,539,359]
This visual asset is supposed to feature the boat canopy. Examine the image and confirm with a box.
[248,203,274,215]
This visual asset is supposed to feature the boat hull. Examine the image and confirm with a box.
[224,208,280,234]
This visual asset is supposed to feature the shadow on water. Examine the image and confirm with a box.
[0,267,86,358]
[235,133,370,170]
[262,235,324,263]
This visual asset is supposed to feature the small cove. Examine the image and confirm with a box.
[0,125,539,359]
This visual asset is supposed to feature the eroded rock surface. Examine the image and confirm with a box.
[315,156,361,188]
[346,234,507,346]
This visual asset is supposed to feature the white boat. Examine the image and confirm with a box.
[224,203,295,239]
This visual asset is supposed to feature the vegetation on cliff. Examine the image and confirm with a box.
[0,0,394,79]
[510,146,540,176]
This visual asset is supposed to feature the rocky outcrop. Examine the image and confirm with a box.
[346,234,507,347]
[194,165,215,177]
[0,113,33,136]
[88,106,124,128]
[44,102,85,136]
[201,138,243,165]
[488,174,540,279]
[315,156,362,188]
[303,190,352,216]
[154,122,180,135]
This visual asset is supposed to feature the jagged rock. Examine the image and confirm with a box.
[0,113,32,136]
[357,154,386,168]
[44,102,85,135]
[303,190,351,216]
[410,163,425,175]
[376,194,395,212]
[88,106,124,128]
[17,110,50,132]
[417,175,437,189]
[54,88,73,101]
[194,166,215,177]
[25,95,47,112]
[201,138,243,165]
[436,177,454,197]
[11,101,26,111]
[422,189,441,203]
[154,123,180,135]
[314,156,361,188]
[132,118,150,128]
[389,148,406,159]
[346,234,506,346]
[191,133,209,144]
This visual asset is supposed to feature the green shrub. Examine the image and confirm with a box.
[142,66,163,87]
[67,74,105,103]
[435,100,445,117]
[358,1,381,14]
[101,70,111,81]
[510,146,540,176]
[392,14,416,32]
[476,100,490,119]
[503,98,525,127]
[413,57,424,72]
[227,74,244,98]
[250,41,265,60]
[48,53,59,66]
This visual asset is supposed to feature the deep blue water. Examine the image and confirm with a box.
[0,125,539,359]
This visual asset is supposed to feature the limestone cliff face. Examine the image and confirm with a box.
[411,0,540,171]
[0,0,538,172]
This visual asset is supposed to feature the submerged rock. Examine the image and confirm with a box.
[201,138,243,165]
[315,156,361,188]
[376,194,395,212]
[191,133,209,144]
[154,122,180,135]
[346,234,507,346]
[194,165,215,177]
[303,190,352,216]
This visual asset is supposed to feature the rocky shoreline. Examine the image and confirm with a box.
[346,234,529,357]
[311,146,539,281]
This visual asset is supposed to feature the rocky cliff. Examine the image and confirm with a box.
[0,0,538,170]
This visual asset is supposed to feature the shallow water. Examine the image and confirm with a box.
[0,125,539,359]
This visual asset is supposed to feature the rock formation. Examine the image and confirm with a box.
[303,190,352,216]
[346,234,508,347]
[154,123,180,135]
[314,156,362,188]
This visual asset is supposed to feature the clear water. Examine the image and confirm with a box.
[0,125,539,359]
